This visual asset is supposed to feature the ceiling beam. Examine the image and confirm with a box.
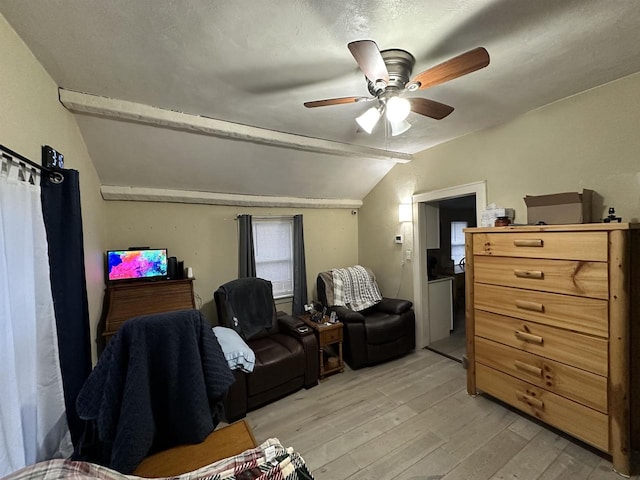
[100,185,363,209]
[59,89,412,164]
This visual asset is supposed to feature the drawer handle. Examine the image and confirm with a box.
[513,269,543,279]
[515,330,544,345]
[515,300,544,312]
[514,239,543,247]
[516,390,544,409]
[514,360,543,377]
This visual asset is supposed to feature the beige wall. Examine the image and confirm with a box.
[104,202,358,323]
[1,14,106,360]
[360,71,640,302]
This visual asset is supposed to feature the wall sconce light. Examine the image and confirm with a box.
[398,203,412,222]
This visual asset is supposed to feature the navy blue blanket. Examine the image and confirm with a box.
[75,309,234,473]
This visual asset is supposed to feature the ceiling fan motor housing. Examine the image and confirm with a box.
[367,48,416,96]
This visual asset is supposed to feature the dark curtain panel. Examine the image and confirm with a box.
[292,214,308,315]
[40,169,92,447]
[238,214,256,277]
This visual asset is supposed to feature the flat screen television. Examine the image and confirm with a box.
[106,248,168,282]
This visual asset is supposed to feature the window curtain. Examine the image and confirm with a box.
[0,163,72,476]
[238,214,256,278]
[292,214,307,315]
[40,169,92,448]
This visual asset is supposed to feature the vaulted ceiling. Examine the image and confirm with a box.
[2,0,640,207]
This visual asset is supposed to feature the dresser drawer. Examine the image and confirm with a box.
[472,232,608,261]
[476,364,609,452]
[474,256,608,299]
[319,326,342,344]
[475,310,608,376]
[475,337,607,412]
[475,283,608,338]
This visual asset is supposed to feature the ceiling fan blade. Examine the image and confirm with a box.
[304,96,365,108]
[411,47,490,90]
[409,98,454,120]
[347,40,390,83]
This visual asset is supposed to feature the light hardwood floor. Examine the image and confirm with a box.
[426,330,466,362]
[244,349,636,480]
[427,301,466,362]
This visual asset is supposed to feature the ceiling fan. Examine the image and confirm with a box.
[304,40,490,136]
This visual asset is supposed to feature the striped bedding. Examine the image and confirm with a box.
[2,438,314,480]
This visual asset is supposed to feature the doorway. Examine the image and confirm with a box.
[424,196,476,361]
[411,181,486,362]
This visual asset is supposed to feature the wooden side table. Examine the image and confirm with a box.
[300,314,344,378]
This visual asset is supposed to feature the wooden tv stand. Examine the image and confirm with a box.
[101,278,195,342]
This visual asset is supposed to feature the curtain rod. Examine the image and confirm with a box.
[0,144,64,184]
[235,214,296,220]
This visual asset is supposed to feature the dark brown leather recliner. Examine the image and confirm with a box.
[317,269,415,369]
[214,278,318,422]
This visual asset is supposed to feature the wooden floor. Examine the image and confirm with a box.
[428,301,466,362]
[245,349,636,480]
[427,330,466,362]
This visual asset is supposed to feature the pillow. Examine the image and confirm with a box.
[212,326,256,373]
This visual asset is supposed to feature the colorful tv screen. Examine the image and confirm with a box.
[106,248,168,281]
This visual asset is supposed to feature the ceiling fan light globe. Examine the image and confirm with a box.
[386,96,411,122]
[390,119,411,136]
[356,107,381,134]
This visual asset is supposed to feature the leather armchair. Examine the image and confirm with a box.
[214,278,318,421]
[317,270,415,369]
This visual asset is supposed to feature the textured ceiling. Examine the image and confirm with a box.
[2,0,640,204]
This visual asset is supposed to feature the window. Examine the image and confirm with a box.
[451,221,468,266]
[252,217,294,298]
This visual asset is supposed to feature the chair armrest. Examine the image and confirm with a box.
[377,298,413,315]
[328,306,365,323]
[277,313,314,338]
[223,370,247,422]
[277,313,319,388]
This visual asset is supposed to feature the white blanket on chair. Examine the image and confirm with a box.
[332,265,382,312]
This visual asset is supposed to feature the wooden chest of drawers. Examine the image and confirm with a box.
[100,279,196,343]
[465,224,639,475]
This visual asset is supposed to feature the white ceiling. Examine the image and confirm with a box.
[2,0,640,205]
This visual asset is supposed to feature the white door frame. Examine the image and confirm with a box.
[412,180,487,348]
